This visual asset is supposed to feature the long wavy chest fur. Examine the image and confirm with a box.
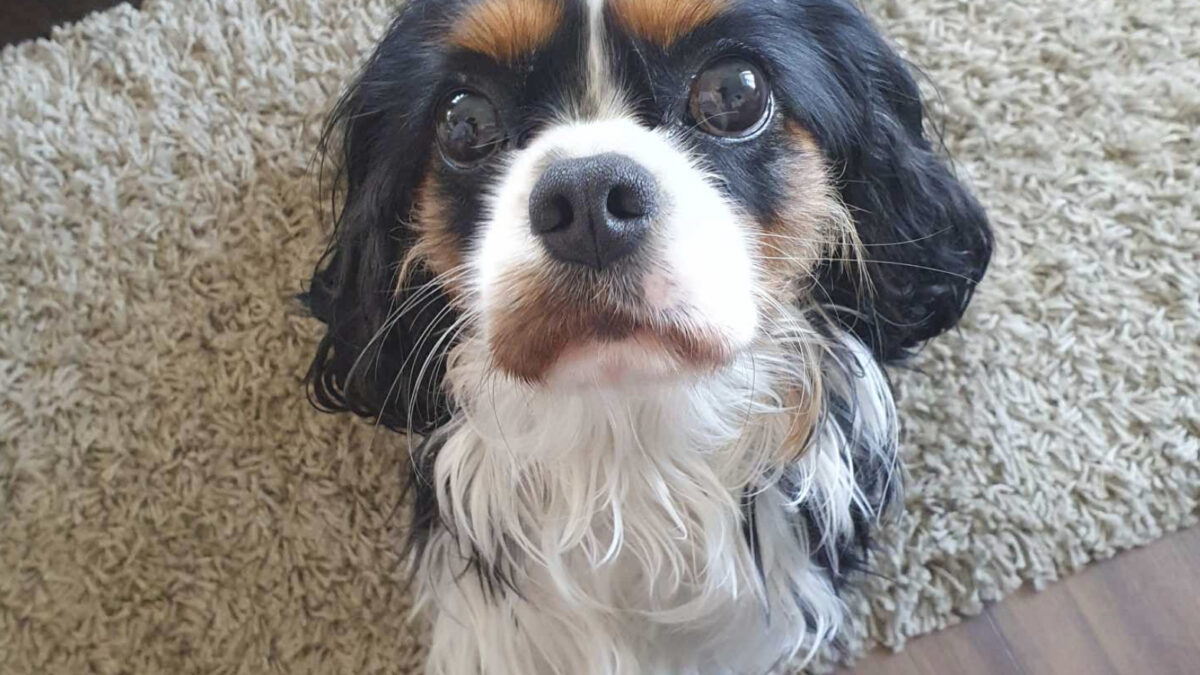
[406,331,899,675]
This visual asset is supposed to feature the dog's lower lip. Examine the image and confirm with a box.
[546,335,684,387]
[542,323,735,389]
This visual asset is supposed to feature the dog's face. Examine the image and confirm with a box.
[305,0,992,430]
[443,0,854,387]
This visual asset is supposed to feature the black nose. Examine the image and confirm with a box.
[528,153,658,270]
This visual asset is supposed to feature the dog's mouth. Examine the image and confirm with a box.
[483,272,744,387]
[544,315,736,389]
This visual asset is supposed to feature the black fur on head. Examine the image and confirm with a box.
[301,0,993,435]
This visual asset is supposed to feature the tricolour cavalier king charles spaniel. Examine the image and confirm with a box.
[302,0,992,672]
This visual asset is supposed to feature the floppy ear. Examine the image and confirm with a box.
[301,18,458,434]
[814,8,993,363]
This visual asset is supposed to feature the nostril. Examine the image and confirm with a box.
[606,184,645,220]
[531,191,575,234]
[548,194,573,231]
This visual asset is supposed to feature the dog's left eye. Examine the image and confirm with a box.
[688,57,772,138]
[436,90,504,167]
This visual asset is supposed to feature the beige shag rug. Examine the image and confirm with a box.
[1,0,1198,672]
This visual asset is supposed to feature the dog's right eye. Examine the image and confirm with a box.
[436,90,503,168]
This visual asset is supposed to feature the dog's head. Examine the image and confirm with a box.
[303,0,992,432]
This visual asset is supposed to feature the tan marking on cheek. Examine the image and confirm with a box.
[608,0,727,48]
[448,0,565,63]
[399,174,468,302]
[777,345,825,463]
[756,122,860,304]
[748,125,858,466]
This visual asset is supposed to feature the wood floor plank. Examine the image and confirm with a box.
[1065,529,1200,675]
[904,609,1026,675]
[1170,527,1200,651]
[841,649,924,675]
[967,583,1119,675]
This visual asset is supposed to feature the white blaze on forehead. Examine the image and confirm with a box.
[584,0,624,118]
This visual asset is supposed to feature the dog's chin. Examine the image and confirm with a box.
[543,337,694,390]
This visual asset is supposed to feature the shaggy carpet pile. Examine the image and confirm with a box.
[1,0,1197,672]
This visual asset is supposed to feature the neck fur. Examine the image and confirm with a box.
[413,315,898,674]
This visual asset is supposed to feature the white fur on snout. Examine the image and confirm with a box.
[472,117,761,371]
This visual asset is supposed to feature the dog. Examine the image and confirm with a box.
[302,0,992,672]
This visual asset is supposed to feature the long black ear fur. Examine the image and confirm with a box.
[814,3,994,362]
[300,5,459,434]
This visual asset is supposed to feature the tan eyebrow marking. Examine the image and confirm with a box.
[608,0,729,48]
[447,0,565,63]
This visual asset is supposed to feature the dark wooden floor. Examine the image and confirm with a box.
[0,0,139,47]
[844,526,1200,675]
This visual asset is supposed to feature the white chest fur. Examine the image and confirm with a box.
[414,332,897,675]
